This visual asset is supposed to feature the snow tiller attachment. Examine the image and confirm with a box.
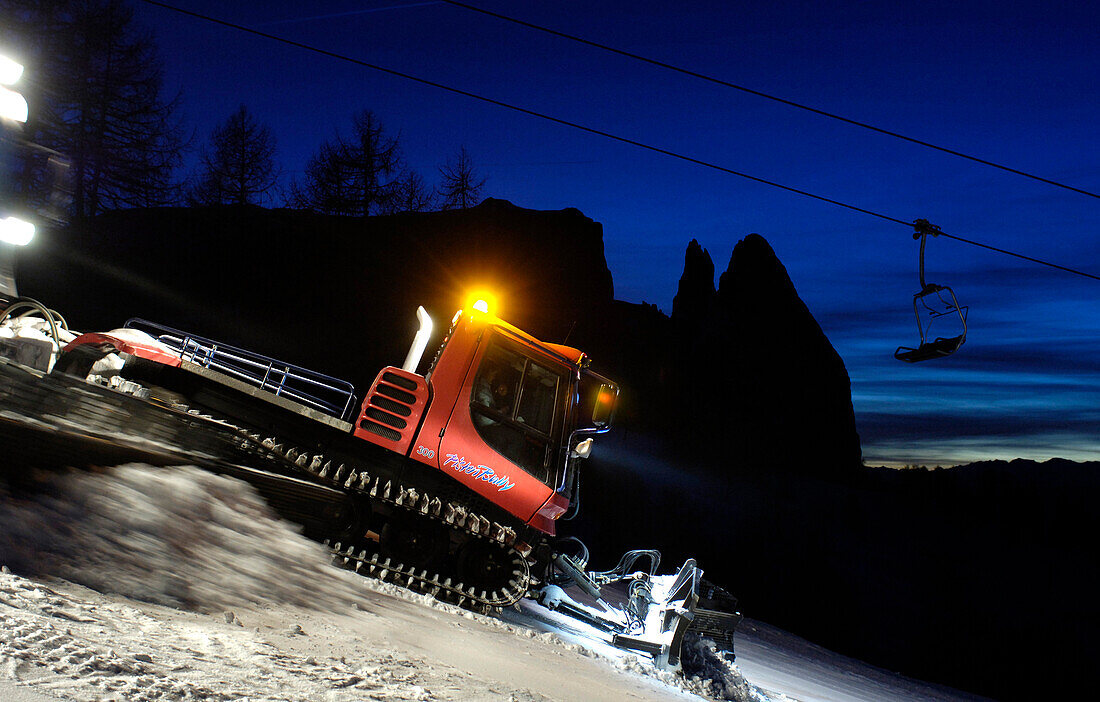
[534,546,741,671]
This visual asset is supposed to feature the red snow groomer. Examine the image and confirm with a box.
[3,293,740,670]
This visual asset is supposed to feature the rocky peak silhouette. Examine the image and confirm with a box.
[661,234,862,476]
[671,238,716,328]
[718,233,798,302]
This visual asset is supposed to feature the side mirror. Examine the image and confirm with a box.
[591,383,616,427]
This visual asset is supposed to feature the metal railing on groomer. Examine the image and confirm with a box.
[124,319,358,421]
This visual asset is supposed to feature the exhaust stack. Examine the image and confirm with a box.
[401,306,434,373]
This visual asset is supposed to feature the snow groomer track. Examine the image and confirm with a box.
[0,357,531,613]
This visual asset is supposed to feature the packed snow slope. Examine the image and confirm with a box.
[0,464,983,701]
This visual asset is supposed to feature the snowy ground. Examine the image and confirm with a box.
[0,464,985,701]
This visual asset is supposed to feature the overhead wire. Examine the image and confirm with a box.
[135,0,1100,283]
[440,0,1100,201]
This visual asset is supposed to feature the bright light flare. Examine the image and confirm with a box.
[0,55,23,85]
[0,216,35,246]
[465,290,498,318]
[0,85,27,122]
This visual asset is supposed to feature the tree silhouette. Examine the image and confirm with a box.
[291,110,402,216]
[384,170,435,214]
[190,105,278,206]
[437,146,486,210]
[1,0,184,218]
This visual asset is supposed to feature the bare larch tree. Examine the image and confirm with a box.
[291,110,403,217]
[5,0,186,218]
[190,105,278,206]
[437,146,486,210]
[383,170,435,214]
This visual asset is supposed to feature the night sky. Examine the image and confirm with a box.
[126,0,1100,467]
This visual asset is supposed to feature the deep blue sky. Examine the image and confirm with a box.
[130,0,1100,467]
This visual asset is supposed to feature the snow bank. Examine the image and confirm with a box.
[0,464,777,701]
[0,464,363,611]
[0,570,440,702]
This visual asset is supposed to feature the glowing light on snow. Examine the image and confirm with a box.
[0,215,34,246]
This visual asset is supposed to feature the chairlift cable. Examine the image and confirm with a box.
[439,0,1100,201]
[933,231,1100,282]
[135,0,1100,284]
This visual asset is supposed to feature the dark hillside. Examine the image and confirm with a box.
[18,200,613,390]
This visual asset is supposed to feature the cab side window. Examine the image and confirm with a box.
[517,362,557,435]
[471,341,562,484]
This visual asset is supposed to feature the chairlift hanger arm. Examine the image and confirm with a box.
[896,219,967,362]
[912,219,943,293]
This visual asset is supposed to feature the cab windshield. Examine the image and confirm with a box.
[470,339,566,485]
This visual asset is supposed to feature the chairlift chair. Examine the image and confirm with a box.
[894,220,968,363]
